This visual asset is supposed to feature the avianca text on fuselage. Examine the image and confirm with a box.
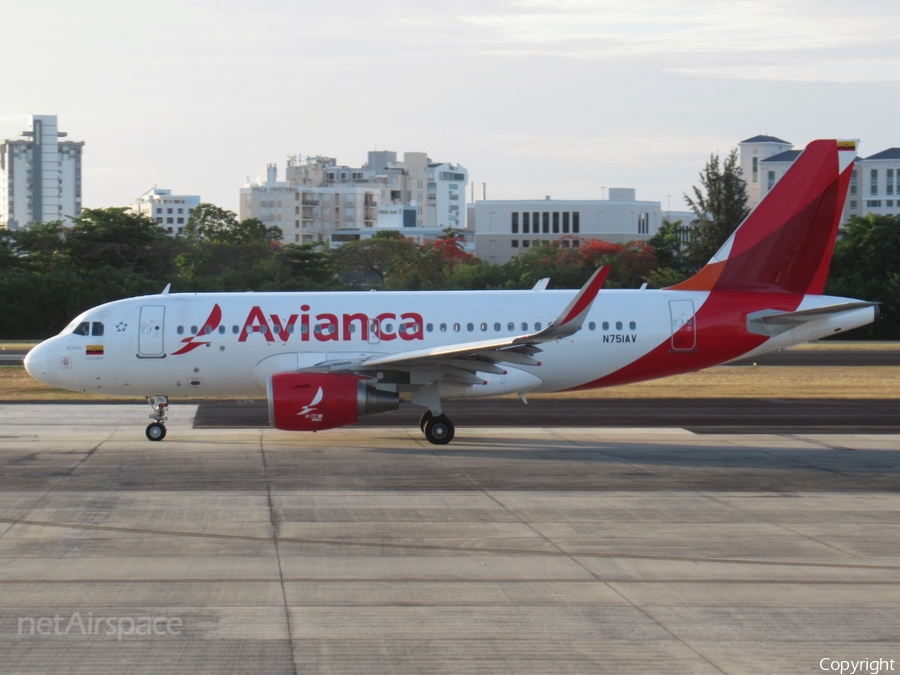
[173,303,425,355]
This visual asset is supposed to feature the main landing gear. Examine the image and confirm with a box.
[145,395,168,441]
[418,410,455,445]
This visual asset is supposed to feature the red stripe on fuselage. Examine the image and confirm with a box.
[567,291,805,390]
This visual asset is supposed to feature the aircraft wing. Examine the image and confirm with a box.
[358,265,609,368]
[304,267,609,381]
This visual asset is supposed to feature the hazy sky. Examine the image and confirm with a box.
[3,0,898,214]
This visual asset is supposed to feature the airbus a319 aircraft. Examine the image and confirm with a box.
[25,139,876,444]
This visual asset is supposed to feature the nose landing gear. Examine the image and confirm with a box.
[146,395,168,441]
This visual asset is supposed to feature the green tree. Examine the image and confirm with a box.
[684,148,749,272]
[330,235,427,289]
[275,242,336,290]
[827,213,900,339]
[645,218,690,287]
[11,220,68,272]
[64,208,174,278]
[177,204,284,290]
[182,203,282,246]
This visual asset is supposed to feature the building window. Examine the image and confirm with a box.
[867,200,882,208]
[523,212,530,233]
[573,212,580,234]
[871,169,878,195]
[767,171,776,191]
[511,212,518,233]
[552,212,560,233]
[511,240,519,248]
[523,240,530,248]
[888,169,895,196]
[542,213,550,233]
[752,157,758,183]
[850,169,858,196]
[638,212,649,235]
[887,200,895,207]
[562,212,570,233]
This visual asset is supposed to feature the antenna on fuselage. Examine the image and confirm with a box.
[161,284,171,295]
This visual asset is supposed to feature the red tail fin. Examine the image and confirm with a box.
[670,139,856,294]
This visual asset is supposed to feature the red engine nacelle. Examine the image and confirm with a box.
[268,372,399,432]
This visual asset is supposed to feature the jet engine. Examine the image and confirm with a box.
[268,372,399,431]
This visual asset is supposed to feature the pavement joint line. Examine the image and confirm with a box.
[1,516,898,571]
[0,431,112,544]
[259,430,299,675]
[2,578,900,584]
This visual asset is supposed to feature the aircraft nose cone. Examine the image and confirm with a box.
[23,342,50,383]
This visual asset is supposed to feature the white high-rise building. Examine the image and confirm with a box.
[0,115,84,230]
[130,188,201,236]
[240,151,468,244]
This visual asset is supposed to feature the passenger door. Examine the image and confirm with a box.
[138,305,166,356]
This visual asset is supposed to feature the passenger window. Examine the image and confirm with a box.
[616,321,623,330]
[602,321,609,330]
[218,325,226,334]
[91,322,104,336]
[467,322,474,332]
[454,323,461,332]
[426,323,433,332]
[177,326,185,335]
[191,325,198,334]
[508,322,514,331]
[535,322,542,330]
[480,323,487,331]
[440,323,447,332]
[629,321,636,330]
[588,322,596,330]
[521,322,528,331]
[301,325,309,334]
[73,322,89,336]
[204,325,212,334]
[494,322,501,331]
[232,325,239,334]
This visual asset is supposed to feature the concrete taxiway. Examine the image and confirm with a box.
[0,404,898,674]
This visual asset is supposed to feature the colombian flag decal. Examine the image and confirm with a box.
[86,345,104,356]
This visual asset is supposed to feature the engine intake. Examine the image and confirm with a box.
[268,372,399,431]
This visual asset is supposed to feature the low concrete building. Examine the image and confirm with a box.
[474,193,687,264]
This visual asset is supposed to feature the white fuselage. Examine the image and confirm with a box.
[25,288,875,400]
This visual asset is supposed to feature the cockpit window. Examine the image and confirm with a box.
[91,322,104,336]
[73,322,90,336]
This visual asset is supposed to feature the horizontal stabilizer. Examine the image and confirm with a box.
[747,302,878,336]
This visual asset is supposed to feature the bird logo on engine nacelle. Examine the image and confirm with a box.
[296,386,324,419]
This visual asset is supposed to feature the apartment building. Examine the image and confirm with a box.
[741,136,900,222]
[130,188,200,235]
[0,114,84,229]
[240,151,467,244]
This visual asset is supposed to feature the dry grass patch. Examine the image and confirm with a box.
[3,364,900,402]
